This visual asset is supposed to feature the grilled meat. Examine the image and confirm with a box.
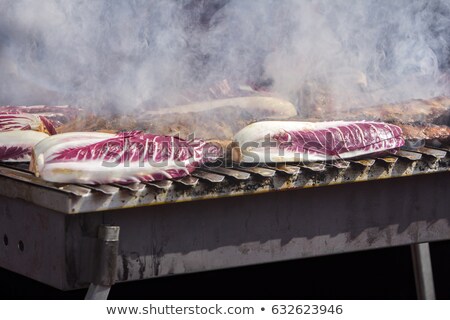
[395,123,450,147]
[58,96,297,139]
[325,96,450,125]
[315,96,450,145]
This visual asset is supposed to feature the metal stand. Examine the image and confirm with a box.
[85,284,112,300]
[411,242,436,300]
[85,225,120,300]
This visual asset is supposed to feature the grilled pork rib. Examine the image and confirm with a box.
[341,96,450,125]
[233,121,404,163]
[57,96,297,139]
[31,131,220,184]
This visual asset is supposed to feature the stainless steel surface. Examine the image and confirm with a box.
[145,180,173,190]
[172,176,199,187]
[394,150,422,161]
[350,159,376,167]
[85,284,111,300]
[298,162,326,172]
[111,183,146,192]
[411,243,436,300]
[1,146,450,292]
[0,198,70,289]
[192,170,225,183]
[0,146,449,214]
[234,166,276,178]
[1,170,450,291]
[203,167,251,180]
[92,225,120,287]
[266,164,301,175]
[329,160,350,169]
[79,184,120,195]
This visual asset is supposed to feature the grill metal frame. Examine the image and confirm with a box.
[0,146,449,214]
[0,145,449,295]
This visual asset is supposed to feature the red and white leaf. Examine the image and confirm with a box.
[32,131,216,184]
[234,121,405,162]
[0,131,49,162]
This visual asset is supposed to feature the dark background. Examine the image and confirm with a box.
[1,240,449,299]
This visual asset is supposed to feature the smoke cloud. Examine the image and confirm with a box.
[0,0,449,115]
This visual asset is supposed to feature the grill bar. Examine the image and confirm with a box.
[110,183,146,193]
[144,180,173,190]
[233,166,276,178]
[192,170,225,183]
[403,147,447,159]
[78,184,119,195]
[265,164,301,175]
[202,167,251,180]
[393,150,422,161]
[1,145,449,214]
[171,176,199,187]
[298,162,326,172]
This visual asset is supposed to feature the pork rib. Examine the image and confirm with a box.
[233,121,404,163]
[31,131,220,184]
[58,96,297,139]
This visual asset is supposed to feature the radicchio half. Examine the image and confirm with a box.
[33,131,221,184]
[234,121,405,163]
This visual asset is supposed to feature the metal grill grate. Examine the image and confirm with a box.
[0,144,449,214]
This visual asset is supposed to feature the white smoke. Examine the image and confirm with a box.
[0,0,449,114]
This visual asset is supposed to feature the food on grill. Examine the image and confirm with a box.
[58,96,297,139]
[143,96,297,118]
[339,96,450,125]
[0,111,54,162]
[0,112,56,134]
[31,131,220,184]
[396,123,450,147]
[312,96,450,145]
[233,121,404,163]
[0,105,80,129]
[0,131,49,162]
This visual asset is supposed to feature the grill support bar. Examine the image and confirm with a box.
[411,242,436,300]
[85,225,120,300]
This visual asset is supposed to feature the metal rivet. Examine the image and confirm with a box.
[18,240,24,252]
[3,234,8,247]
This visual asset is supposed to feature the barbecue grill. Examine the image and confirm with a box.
[1,144,449,299]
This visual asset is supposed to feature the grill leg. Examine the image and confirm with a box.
[85,284,111,300]
[411,242,436,300]
[85,225,120,300]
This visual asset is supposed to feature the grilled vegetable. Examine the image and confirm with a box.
[0,112,56,134]
[31,131,219,184]
[233,121,404,163]
[0,131,49,162]
[0,105,80,129]
[0,111,55,162]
